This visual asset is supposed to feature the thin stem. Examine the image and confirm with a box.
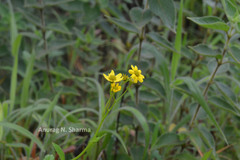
[73,84,131,159]
[137,0,148,63]
[39,0,53,92]
[189,32,231,129]
[137,29,144,63]
[114,83,128,158]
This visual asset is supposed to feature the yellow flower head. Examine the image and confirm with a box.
[122,74,129,81]
[128,65,145,83]
[168,123,176,132]
[178,127,187,133]
[111,83,121,92]
[103,70,123,83]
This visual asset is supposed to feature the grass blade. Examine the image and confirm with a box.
[52,143,65,160]
[114,107,149,159]
[101,129,128,154]
[20,50,35,108]
[0,121,44,151]
[40,93,60,126]
[0,103,3,141]
[177,77,228,144]
[171,0,183,81]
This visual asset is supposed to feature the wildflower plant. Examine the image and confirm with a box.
[2,0,240,159]
[73,65,144,159]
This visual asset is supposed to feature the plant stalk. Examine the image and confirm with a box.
[39,0,53,92]
[189,31,231,128]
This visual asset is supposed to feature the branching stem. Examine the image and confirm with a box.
[189,31,232,129]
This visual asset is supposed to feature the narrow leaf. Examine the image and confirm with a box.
[52,143,65,160]
[189,44,220,57]
[21,51,35,108]
[106,16,139,33]
[176,77,228,144]
[188,16,229,31]
[171,0,183,81]
[0,122,44,151]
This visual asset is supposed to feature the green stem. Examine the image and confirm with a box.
[73,84,131,159]
[189,30,232,129]
[39,0,53,92]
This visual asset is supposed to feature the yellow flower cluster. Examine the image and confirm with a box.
[128,65,145,83]
[103,65,144,92]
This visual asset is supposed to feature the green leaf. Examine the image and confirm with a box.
[147,32,176,52]
[47,23,72,35]
[18,9,42,27]
[101,129,128,154]
[10,36,22,112]
[132,42,155,59]
[45,0,74,7]
[216,82,236,101]
[115,107,149,159]
[151,133,181,150]
[99,0,109,9]
[130,7,152,28]
[0,122,44,151]
[188,16,229,31]
[106,16,139,33]
[74,77,105,123]
[171,0,183,81]
[139,91,159,102]
[188,131,205,154]
[143,77,165,96]
[52,143,65,160]
[40,93,60,126]
[221,0,239,21]
[208,59,229,74]
[12,34,22,57]
[176,77,228,144]
[0,103,3,141]
[43,155,55,160]
[215,82,240,113]
[20,50,35,108]
[7,0,18,49]
[189,44,220,57]
[201,149,212,160]
[37,40,75,59]
[176,151,198,160]
[149,0,176,30]
[229,46,240,64]
[208,97,240,116]
[51,66,73,79]
[198,125,215,149]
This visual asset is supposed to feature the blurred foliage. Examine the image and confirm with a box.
[0,0,240,159]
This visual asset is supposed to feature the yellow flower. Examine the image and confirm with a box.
[178,127,187,133]
[103,70,123,83]
[122,74,129,81]
[111,83,121,92]
[168,123,176,132]
[128,65,145,83]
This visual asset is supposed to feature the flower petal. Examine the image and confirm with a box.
[103,74,110,81]
[110,70,115,76]
[129,69,134,74]
[131,65,135,70]
[111,83,115,87]
[115,74,123,82]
